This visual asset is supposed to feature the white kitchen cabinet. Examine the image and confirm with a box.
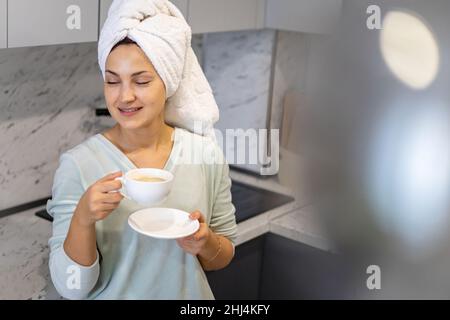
[170,0,188,19]
[0,0,346,50]
[265,0,342,34]
[189,0,265,34]
[0,0,6,48]
[100,0,188,32]
[100,0,114,30]
[8,0,99,48]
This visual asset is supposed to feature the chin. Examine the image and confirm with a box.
[117,118,158,131]
[117,120,144,130]
[111,109,160,129]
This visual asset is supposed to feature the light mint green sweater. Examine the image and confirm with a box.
[47,127,237,300]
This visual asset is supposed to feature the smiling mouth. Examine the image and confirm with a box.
[118,107,143,114]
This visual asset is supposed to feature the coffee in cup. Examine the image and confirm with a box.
[115,168,174,206]
[129,174,166,183]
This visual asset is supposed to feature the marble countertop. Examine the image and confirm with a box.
[0,170,329,300]
[0,206,59,300]
[231,170,330,250]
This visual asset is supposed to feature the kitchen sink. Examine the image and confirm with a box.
[36,180,294,223]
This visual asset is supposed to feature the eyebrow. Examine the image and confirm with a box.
[105,70,152,77]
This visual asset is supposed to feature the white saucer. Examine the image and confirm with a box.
[128,207,200,239]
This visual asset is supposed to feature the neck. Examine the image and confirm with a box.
[113,120,174,152]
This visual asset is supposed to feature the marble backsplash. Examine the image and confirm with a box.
[0,43,104,211]
[0,30,306,210]
[270,31,310,131]
[203,29,276,174]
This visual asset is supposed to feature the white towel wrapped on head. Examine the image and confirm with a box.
[98,0,219,140]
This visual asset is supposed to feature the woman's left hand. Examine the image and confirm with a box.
[176,210,211,256]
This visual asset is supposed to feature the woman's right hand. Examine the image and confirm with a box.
[74,171,125,227]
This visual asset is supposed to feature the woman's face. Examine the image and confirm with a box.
[104,43,167,130]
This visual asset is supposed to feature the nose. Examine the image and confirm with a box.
[120,84,136,103]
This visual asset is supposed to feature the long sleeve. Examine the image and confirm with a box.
[209,144,238,245]
[41,130,236,299]
[46,152,100,300]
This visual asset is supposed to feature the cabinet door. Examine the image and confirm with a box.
[100,0,113,31]
[0,0,5,48]
[100,0,188,32]
[265,0,342,34]
[206,235,264,299]
[99,0,188,30]
[189,0,263,34]
[260,234,352,299]
[8,0,99,48]
[170,0,188,19]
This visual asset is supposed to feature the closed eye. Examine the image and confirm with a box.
[105,80,152,85]
[136,81,151,85]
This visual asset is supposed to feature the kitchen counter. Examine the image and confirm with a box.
[0,170,329,300]
[0,206,59,300]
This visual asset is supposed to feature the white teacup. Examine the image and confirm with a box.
[115,168,174,206]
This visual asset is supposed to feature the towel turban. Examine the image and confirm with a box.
[98,0,219,139]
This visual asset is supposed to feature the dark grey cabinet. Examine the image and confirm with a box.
[260,233,351,299]
[206,235,264,299]
[207,233,352,299]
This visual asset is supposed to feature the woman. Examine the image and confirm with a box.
[47,1,237,300]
